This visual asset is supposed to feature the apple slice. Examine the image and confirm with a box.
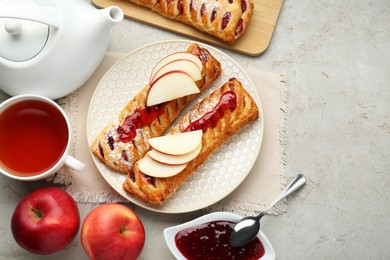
[148,142,202,165]
[150,59,202,85]
[146,71,200,106]
[138,154,187,178]
[148,130,203,155]
[150,52,202,81]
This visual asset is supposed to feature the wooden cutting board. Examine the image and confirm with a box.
[92,0,283,56]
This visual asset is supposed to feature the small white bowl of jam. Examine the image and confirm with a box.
[164,211,275,260]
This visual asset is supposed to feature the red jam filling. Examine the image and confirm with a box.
[241,0,247,13]
[199,48,209,63]
[108,135,115,150]
[98,142,105,158]
[129,168,136,182]
[184,91,236,132]
[222,12,231,30]
[200,3,206,17]
[117,103,166,143]
[211,8,217,23]
[177,0,184,15]
[122,150,129,161]
[130,168,157,187]
[235,18,244,35]
[140,172,156,187]
[175,220,265,260]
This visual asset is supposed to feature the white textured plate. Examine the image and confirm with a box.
[87,40,264,213]
[164,212,275,259]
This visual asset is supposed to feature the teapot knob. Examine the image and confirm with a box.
[4,19,22,35]
[0,5,59,29]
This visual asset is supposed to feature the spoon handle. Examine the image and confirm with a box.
[260,174,306,218]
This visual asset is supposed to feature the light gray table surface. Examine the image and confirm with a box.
[1,0,389,259]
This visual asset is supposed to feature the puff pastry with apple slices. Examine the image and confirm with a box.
[127,0,254,44]
[90,44,222,174]
[123,78,259,205]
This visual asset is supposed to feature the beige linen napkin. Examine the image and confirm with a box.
[51,52,288,215]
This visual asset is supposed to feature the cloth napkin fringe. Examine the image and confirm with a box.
[48,170,72,187]
[268,74,289,214]
[206,199,287,216]
[68,191,125,204]
[278,74,288,208]
[48,170,126,204]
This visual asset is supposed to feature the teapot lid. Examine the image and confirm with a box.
[0,0,59,62]
[0,18,49,62]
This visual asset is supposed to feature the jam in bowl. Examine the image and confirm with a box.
[163,212,275,260]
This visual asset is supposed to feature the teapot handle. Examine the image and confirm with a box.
[0,5,59,29]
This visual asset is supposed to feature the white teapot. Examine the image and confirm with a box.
[0,0,124,99]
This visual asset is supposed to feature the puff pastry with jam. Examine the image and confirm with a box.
[123,78,259,205]
[90,44,222,174]
[127,0,254,44]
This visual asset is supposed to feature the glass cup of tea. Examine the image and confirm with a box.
[0,94,85,181]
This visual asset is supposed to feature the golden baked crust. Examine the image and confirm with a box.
[123,78,259,205]
[90,44,222,174]
[127,0,254,44]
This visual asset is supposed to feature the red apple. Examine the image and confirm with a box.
[11,187,80,255]
[146,70,200,106]
[150,52,202,81]
[148,142,202,165]
[150,59,202,84]
[138,154,187,178]
[81,204,145,260]
[148,130,203,155]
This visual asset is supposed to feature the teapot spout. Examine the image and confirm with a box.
[100,6,124,26]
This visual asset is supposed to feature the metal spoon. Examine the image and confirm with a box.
[230,174,307,247]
